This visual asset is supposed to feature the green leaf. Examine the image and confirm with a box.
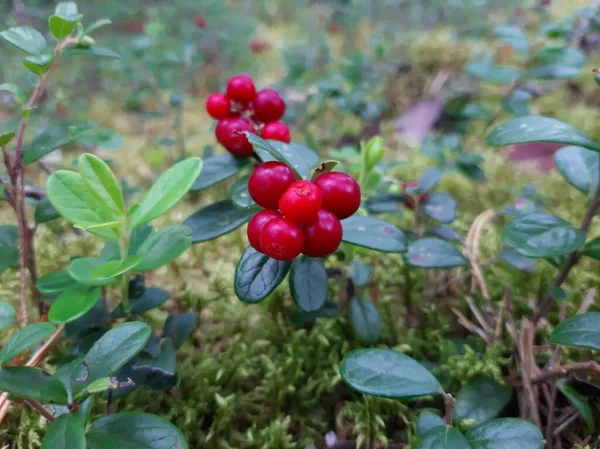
[0,302,15,330]
[502,213,586,258]
[339,348,442,398]
[0,131,16,146]
[84,19,112,35]
[550,312,600,350]
[583,236,600,260]
[493,25,529,55]
[454,378,512,426]
[112,287,170,318]
[406,238,469,268]
[79,154,125,216]
[228,174,255,208]
[341,216,407,253]
[554,146,599,197]
[130,157,202,229]
[527,48,585,80]
[164,312,198,349]
[23,52,54,75]
[189,154,249,192]
[416,412,445,437]
[312,160,340,179]
[79,377,118,397]
[0,322,55,363]
[350,261,371,287]
[349,297,382,345]
[184,200,258,243]
[35,196,61,224]
[48,284,100,324]
[557,379,594,432]
[23,120,97,165]
[498,248,535,272]
[234,246,292,303]
[467,418,543,449]
[77,322,151,394]
[0,225,19,275]
[68,257,119,286]
[90,255,142,279]
[49,7,81,40]
[41,413,86,449]
[417,426,471,449]
[416,167,442,194]
[289,257,327,312]
[487,116,600,152]
[63,46,122,59]
[0,83,26,106]
[364,193,408,214]
[423,193,457,224]
[247,133,312,179]
[0,27,47,55]
[0,367,68,404]
[55,2,79,16]
[465,58,520,84]
[79,128,124,150]
[134,225,192,271]
[87,412,188,449]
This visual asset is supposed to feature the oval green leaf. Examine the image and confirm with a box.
[554,146,599,197]
[228,174,255,208]
[0,322,56,363]
[42,413,86,449]
[289,256,327,312]
[406,238,468,268]
[0,366,68,404]
[423,193,457,224]
[234,246,292,303]
[184,200,258,243]
[416,167,442,194]
[37,270,77,294]
[350,261,371,287]
[247,133,313,180]
[0,26,47,55]
[68,257,119,286]
[134,225,192,271]
[89,255,142,280]
[0,302,15,330]
[189,154,249,192]
[35,195,61,224]
[341,216,407,253]
[466,418,543,449]
[454,377,512,427]
[163,312,198,349]
[418,426,471,449]
[349,297,382,345]
[550,312,600,350]
[556,379,594,432]
[79,154,125,216]
[417,412,446,437]
[339,348,442,399]
[48,285,101,324]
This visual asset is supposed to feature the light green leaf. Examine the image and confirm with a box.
[68,257,119,286]
[0,27,47,55]
[78,154,125,216]
[84,19,112,36]
[0,83,26,106]
[48,284,100,324]
[0,322,56,363]
[90,255,142,279]
[134,225,192,271]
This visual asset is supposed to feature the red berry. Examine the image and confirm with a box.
[248,162,296,209]
[215,118,231,144]
[302,209,343,258]
[260,217,303,261]
[219,118,254,157]
[253,89,286,123]
[261,121,291,143]
[205,93,230,120]
[279,180,323,224]
[313,172,361,220]
[247,209,281,252]
[226,74,256,103]
[194,16,207,28]
[249,39,269,53]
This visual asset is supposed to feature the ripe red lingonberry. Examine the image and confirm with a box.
[219,118,254,156]
[253,89,286,123]
[302,209,343,258]
[248,162,296,209]
[205,93,231,120]
[247,209,281,253]
[279,180,323,224]
[249,39,269,54]
[194,16,207,28]
[261,121,291,143]
[260,217,303,261]
[226,74,256,103]
[313,172,361,220]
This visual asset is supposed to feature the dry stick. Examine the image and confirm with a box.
[577,288,596,315]
[442,393,455,426]
[467,210,498,314]
[494,286,510,341]
[24,399,55,423]
[518,319,542,428]
[423,256,496,296]
[545,348,562,449]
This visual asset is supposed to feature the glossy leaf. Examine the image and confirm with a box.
[487,116,599,152]
[89,255,142,280]
[423,193,457,224]
[64,46,122,58]
[557,379,594,431]
[0,367,68,404]
[406,238,468,268]
[189,154,249,192]
[234,246,292,303]
[23,120,97,165]
[48,284,100,324]
[554,146,599,197]
[0,27,46,55]
[454,377,512,426]
[466,418,543,449]
[130,157,202,229]
[35,196,61,224]
[502,213,586,258]
[0,302,15,330]
[416,412,445,437]
[79,154,125,216]
[350,261,372,287]
[289,257,327,312]
[416,167,442,194]
[339,348,442,398]
[134,225,191,271]
[228,174,255,208]
[349,298,382,345]
[583,236,600,260]
[68,257,119,286]
[341,216,407,253]
[112,287,170,318]
[498,248,535,272]
[247,133,312,179]
[87,412,188,449]
[364,193,408,214]
[41,413,86,449]
[0,322,56,363]
[184,200,257,243]
[37,270,76,294]
[418,426,470,449]
[164,312,198,349]
[550,312,600,350]
[23,52,54,75]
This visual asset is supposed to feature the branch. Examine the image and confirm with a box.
[24,399,55,422]
[443,392,455,425]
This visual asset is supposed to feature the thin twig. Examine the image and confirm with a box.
[23,399,55,422]
[443,393,455,425]
[577,288,596,315]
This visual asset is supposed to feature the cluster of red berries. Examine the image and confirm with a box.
[246,163,361,261]
[205,74,291,157]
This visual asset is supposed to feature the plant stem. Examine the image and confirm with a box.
[442,392,455,426]
[118,233,131,316]
[24,399,55,422]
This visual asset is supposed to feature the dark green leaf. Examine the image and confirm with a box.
[0,27,47,55]
[341,216,407,253]
[467,418,544,449]
[112,287,170,318]
[63,46,122,59]
[35,195,61,224]
[427,226,462,242]
[502,213,586,258]
[0,302,15,330]
[493,25,528,55]
[550,312,600,350]
[423,193,457,224]
[184,200,258,243]
[350,261,371,286]
[290,300,339,325]
[487,116,599,152]
[247,133,312,179]
[87,412,188,449]
[37,270,78,294]
[48,284,100,324]
[465,58,520,84]
[23,120,97,165]
[134,225,192,271]
[0,225,19,275]
[417,426,470,449]
[548,286,568,301]
[189,154,249,192]
[339,348,442,398]
[498,248,535,272]
[501,88,532,117]
[454,377,512,426]
[0,367,68,404]
[416,167,442,194]
[349,298,382,345]
[583,236,600,260]
[557,379,594,431]
[406,238,468,268]
[234,246,292,303]
[0,322,56,363]
[364,193,408,214]
[290,257,327,312]
[41,413,86,449]
[416,412,445,437]
[228,174,255,208]
[164,312,198,349]
[554,146,599,197]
